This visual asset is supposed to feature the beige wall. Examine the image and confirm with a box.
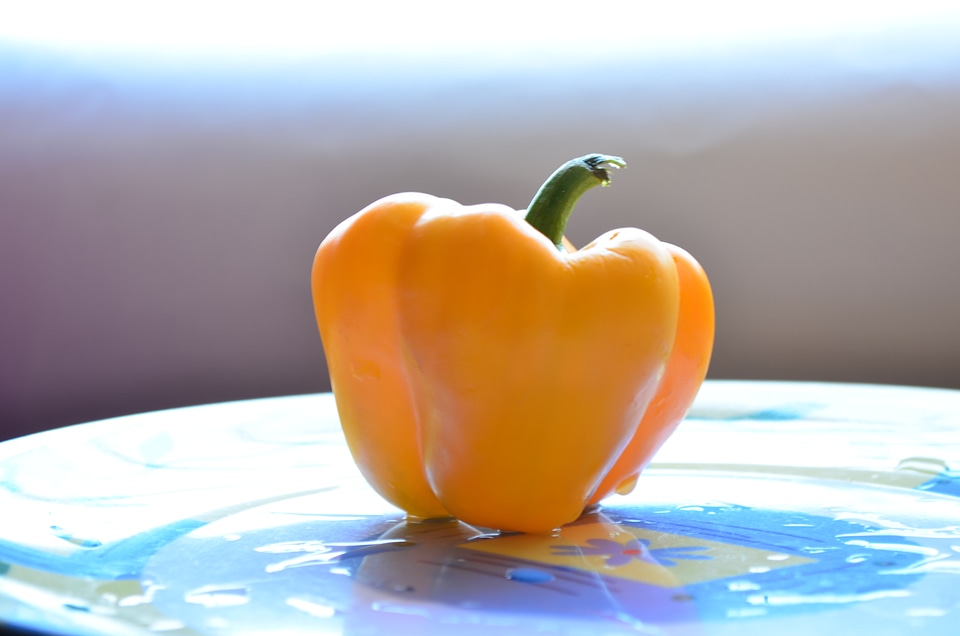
[2,26,960,439]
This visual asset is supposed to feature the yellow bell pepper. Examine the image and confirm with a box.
[312,155,714,533]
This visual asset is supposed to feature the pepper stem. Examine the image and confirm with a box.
[524,154,626,249]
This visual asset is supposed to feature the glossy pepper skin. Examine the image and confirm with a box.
[312,155,714,533]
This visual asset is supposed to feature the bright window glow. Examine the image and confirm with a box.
[1,0,960,58]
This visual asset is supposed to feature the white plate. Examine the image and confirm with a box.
[2,381,960,635]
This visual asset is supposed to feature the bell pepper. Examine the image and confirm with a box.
[312,154,714,533]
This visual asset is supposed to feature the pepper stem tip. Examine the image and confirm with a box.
[524,154,626,248]
[579,154,627,187]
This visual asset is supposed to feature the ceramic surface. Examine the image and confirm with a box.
[2,381,960,635]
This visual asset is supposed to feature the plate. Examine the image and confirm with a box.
[2,381,960,635]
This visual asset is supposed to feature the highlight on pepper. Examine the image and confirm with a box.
[311,154,715,534]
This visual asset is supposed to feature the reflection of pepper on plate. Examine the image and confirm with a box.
[348,511,699,632]
[313,155,715,533]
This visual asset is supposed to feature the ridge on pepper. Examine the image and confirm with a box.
[312,154,715,534]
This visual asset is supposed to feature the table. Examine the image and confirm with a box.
[2,381,960,635]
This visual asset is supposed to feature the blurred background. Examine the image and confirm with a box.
[2,1,960,441]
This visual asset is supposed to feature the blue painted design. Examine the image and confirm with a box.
[749,404,818,421]
[690,402,821,422]
[551,537,710,567]
[506,568,555,584]
[0,518,205,580]
[917,470,960,498]
[140,503,942,633]
[612,504,928,622]
[50,526,103,549]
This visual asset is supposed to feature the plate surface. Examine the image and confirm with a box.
[2,381,960,635]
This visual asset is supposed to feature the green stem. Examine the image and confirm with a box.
[524,154,626,249]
